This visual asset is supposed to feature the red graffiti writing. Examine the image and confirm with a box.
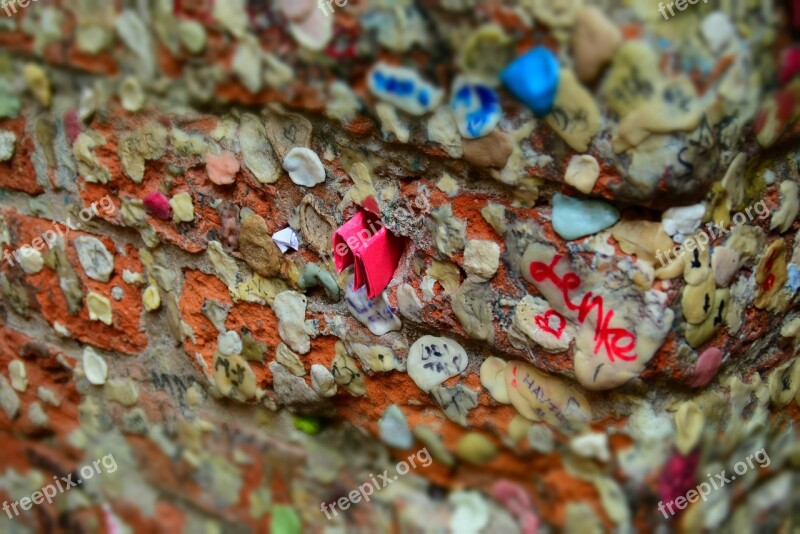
[763,249,778,292]
[765,273,776,292]
[529,255,637,363]
[534,309,566,339]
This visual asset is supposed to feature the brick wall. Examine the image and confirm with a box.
[1,1,800,532]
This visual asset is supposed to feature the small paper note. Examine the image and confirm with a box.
[272,227,300,253]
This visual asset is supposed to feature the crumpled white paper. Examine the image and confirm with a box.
[272,227,300,253]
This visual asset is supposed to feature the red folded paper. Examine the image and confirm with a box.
[333,211,379,273]
[333,211,404,298]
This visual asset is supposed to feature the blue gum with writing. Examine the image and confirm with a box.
[450,79,502,139]
[369,65,441,115]
[344,276,402,336]
[500,46,560,117]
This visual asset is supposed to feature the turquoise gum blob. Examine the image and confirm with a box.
[551,193,620,241]
[500,47,560,117]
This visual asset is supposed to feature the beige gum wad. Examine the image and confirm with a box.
[480,355,591,432]
[603,42,705,153]
[680,241,730,348]
[545,69,601,153]
[504,361,591,433]
[613,76,704,153]
[213,352,257,401]
[681,244,716,324]
[755,238,788,310]
[520,243,672,391]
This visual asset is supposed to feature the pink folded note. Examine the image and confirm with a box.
[333,211,379,272]
[354,227,405,298]
[332,211,405,298]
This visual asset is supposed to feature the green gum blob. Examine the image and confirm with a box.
[298,263,340,301]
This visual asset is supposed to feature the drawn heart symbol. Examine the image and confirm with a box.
[534,310,566,339]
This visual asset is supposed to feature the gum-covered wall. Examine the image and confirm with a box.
[0,0,800,532]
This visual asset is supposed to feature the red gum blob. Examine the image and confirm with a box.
[491,480,540,534]
[143,192,172,220]
[63,110,81,144]
[658,450,701,515]
[690,347,723,388]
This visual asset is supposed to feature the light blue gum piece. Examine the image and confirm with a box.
[552,193,621,241]
[299,263,341,301]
